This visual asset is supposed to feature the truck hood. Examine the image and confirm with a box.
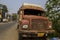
[23,15,48,20]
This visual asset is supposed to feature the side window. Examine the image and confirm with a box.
[38,13,42,16]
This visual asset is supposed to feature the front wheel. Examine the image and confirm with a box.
[18,33,22,40]
[36,37,47,40]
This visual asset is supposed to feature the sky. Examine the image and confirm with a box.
[0,0,47,14]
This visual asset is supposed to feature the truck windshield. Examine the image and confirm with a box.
[24,9,44,16]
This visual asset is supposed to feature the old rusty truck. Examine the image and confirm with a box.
[17,3,55,40]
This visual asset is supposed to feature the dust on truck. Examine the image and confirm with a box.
[17,3,55,40]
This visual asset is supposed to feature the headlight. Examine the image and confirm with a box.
[23,25,28,29]
[49,25,52,28]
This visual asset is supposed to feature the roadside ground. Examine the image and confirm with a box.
[0,21,14,24]
[0,23,18,40]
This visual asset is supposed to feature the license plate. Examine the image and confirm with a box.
[37,33,45,37]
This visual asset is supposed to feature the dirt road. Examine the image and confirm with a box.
[0,23,18,40]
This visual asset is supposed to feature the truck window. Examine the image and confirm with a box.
[24,9,44,16]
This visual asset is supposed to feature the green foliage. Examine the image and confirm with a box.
[48,33,56,38]
[45,0,60,34]
[53,20,60,33]
[0,4,8,13]
[12,13,17,20]
[2,5,8,12]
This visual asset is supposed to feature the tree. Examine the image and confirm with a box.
[12,13,17,21]
[45,0,60,34]
[0,4,8,13]
[2,5,8,13]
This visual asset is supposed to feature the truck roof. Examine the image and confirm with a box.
[18,3,45,12]
[23,3,42,8]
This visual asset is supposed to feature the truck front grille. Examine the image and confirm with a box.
[32,19,47,30]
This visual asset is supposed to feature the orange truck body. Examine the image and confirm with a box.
[17,3,55,39]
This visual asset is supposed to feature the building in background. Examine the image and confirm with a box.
[0,6,2,22]
[0,6,8,22]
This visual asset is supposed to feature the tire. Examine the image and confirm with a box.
[18,33,22,40]
[38,37,47,40]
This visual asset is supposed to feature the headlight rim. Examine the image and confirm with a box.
[22,25,28,29]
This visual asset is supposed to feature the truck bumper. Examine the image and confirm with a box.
[19,32,48,38]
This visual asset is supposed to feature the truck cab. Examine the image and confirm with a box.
[17,3,55,40]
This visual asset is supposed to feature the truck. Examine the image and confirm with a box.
[17,3,55,40]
